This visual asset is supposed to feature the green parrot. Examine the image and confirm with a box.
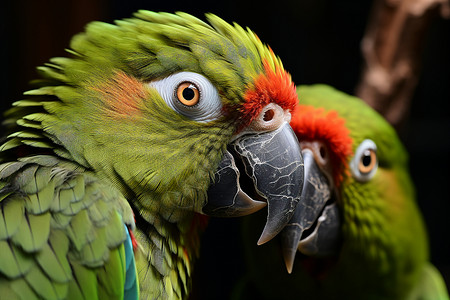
[0,11,306,299]
[235,84,449,300]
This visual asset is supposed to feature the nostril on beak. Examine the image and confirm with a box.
[243,103,291,133]
[263,109,275,122]
[319,145,327,160]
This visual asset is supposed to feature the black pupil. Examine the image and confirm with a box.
[182,87,195,101]
[362,150,372,166]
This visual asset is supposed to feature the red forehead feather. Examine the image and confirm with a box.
[240,60,298,125]
[290,105,353,186]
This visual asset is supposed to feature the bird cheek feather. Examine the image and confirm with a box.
[91,71,147,117]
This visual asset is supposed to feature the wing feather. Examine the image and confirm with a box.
[0,156,134,299]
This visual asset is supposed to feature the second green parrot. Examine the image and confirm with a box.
[235,84,449,300]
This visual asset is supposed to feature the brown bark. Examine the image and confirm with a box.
[355,0,450,129]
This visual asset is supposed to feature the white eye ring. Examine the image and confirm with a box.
[149,72,222,123]
[350,139,378,182]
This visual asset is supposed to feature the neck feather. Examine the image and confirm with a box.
[131,198,207,299]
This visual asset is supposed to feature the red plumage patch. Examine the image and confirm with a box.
[290,105,353,186]
[240,60,298,126]
[127,227,139,252]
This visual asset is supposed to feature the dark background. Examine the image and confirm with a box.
[2,0,450,298]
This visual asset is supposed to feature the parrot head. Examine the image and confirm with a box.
[2,11,304,243]
[271,85,428,296]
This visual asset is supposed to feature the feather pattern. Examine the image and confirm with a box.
[0,156,134,299]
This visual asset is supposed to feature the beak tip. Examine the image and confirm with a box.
[282,248,297,274]
[257,234,270,246]
[257,220,286,245]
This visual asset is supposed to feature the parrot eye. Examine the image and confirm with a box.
[177,82,200,106]
[149,72,222,122]
[350,139,378,182]
[359,149,376,173]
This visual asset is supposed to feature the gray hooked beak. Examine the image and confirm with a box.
[203,104,304,244]
[280,144,341,273]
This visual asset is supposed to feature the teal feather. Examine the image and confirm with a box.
[124,225,139,300]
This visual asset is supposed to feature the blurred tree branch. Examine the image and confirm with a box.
[355,0,450,129]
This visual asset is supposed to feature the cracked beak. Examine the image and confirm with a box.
[203,104,304,244]
[280,144,341,273]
